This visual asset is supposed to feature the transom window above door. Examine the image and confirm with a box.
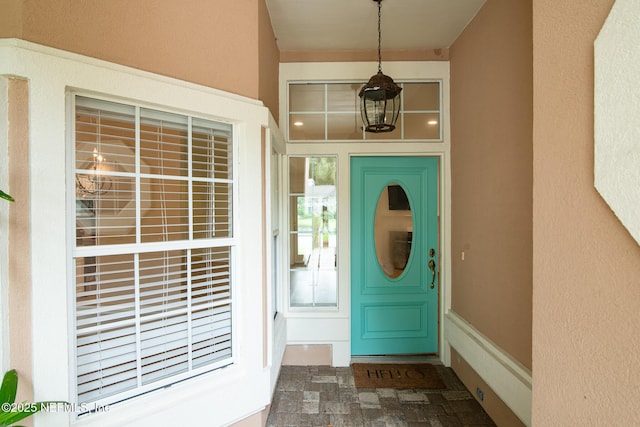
[288,81,441,142]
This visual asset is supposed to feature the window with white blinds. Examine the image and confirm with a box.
[72,96,234,412]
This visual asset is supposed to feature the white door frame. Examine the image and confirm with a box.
[279,62,452,366]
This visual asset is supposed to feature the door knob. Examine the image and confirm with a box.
[428,259,436,289]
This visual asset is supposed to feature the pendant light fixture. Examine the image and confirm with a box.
[359,0,402,133]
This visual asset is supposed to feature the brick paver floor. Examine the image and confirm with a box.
[267,365,496,427]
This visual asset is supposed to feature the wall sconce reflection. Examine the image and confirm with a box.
[76,148,113,197]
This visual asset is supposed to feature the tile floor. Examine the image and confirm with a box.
[266,364,496,427]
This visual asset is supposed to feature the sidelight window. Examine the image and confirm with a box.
[288,156,337,307]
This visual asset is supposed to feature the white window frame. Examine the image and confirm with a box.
[0,77,9,374]
[0,41,271,427]
[67,92,239,414]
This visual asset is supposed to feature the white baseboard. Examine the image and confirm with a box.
[270,313,288,394]
[444,310,531,426]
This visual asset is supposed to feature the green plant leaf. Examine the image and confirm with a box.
[0,371,67,427]
[0,370,17,405]
[0,409,37,427]
[0,190,14,202]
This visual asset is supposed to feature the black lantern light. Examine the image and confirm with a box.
[359,0,402,133]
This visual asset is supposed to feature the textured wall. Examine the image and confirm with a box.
[532,0,640,425]
[450,0,533,369]
[0,0,23,36]
[258,0,280,122]
[0,0,280,117]
[6,77,32,409]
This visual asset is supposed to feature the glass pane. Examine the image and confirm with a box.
[374,184,414,278]
[191,246,232,306]
[212,181,233,238]
[139,250,189,386]
[192,181,213,239]
[76,175,137,246]
[404,112,441,140]
[76,101,137,246]
[288,157,306,193]
[75,253,137,403]
[139,250,188,316]
[191,246,232,368]
[289,196,314,233]
[140,178,189,242]
[289,84,325,112]
[193,181,232,240]
[403,82,440,111]
[289,113,325,140]
[289,157,337,308]
[327,113,363,140]
[75,99,136,172]
[140,312,189,385]
[327,83,360,112]
[140,109,189,178]
[192,119,233,181]
[191,304,231,368]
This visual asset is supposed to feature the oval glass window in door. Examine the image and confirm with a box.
[374,183,414,278]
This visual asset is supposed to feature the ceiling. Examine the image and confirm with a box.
[265,0,486,52]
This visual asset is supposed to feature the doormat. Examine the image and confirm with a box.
[351,363,446,389]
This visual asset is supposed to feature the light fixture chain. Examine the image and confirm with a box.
[377,0,382,72]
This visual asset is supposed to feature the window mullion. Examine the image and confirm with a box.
[188,116,194,240]
[134,252,143,387]
[439,82,443,140]
[187,116,194,370]
[324,84,328,140]
[133,107,143,388]
[186,249,193,371]
[400,82,405,140]
[135,106,142,244]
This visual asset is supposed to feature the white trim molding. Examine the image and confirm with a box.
[444,310,531,426]
[0,76,10,373]
[594,0,640,245]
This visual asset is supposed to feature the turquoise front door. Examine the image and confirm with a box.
[351,156,438,355]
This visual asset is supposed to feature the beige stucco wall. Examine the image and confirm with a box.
[6,77,32,412]
[450,0,533,369]
[0,0,280,118]
[258,0,280,122]
[0,0,23,36]
[532,0,640,425]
